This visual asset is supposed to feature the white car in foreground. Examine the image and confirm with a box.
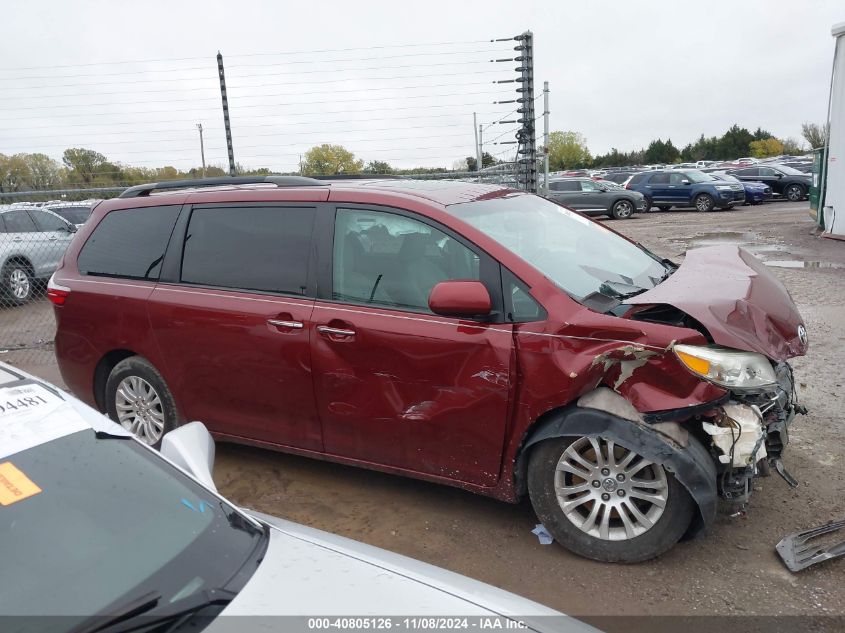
[0,363,595,633]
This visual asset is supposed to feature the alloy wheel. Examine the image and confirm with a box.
[9,268,30,300]
[554,436,668,541]
[786,185,803,201]
[614,201,633,218]
[115,375,166,445]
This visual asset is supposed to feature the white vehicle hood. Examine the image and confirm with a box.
[212,513,596,633]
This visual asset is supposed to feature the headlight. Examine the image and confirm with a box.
[673,344,777,390]
[714,185,733,191]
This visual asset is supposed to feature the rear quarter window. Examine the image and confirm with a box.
[77,206,180,280]
[628,173,647,185]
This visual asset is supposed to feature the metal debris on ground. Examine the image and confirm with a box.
[776,518,845,572]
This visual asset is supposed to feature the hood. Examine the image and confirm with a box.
[628,245,807,361]
[742,181,768,190]
[213,512,594,633]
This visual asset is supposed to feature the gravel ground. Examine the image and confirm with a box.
[7,200,844,630]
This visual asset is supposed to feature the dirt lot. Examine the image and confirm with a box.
[7,200,845,629]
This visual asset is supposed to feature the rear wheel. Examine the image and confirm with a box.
[785,184,805,202]
[643,197,653,212]
[2,263,34,306]
[611,199,634,219]
[527,435,695,563]
[694,193,715,212]
[106,356,179,448]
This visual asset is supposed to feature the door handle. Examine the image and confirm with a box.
[48,236,58,241]
[13,237,22,242]
[267,319,304,329]
[316,325,356,337]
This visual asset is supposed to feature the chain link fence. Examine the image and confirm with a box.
[0,168,523,367]
[0,198,97,366]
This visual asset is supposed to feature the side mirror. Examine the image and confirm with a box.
[160,421,217,492]
[428,280,492,318]
[774,173,783,178]
[64,224,78,233]
[681,179,690,185]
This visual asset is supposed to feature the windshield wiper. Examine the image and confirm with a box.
[76,588,237,633]
[598,280,648,299]
[69,591,161,633]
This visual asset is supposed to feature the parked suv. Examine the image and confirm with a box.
[1,205,77,304]
[52,176,807,563]
[727,164,812,201]
[546,177,646,219]
[625,169,745,211]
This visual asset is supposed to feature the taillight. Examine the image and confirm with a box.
[47,274,70,306]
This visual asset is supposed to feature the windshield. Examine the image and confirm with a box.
[682,170,715,183]
[710,173,740,183]
[447,193,669,303]
[49,206,91,224]
[776,164,805,176]
[0,429,265,625]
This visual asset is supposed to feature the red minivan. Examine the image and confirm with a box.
[51,176,808,562]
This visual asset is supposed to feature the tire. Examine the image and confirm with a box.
[2,262,34,306]
[785,184,805,202]
[694,193,715,212]
[105,356,180,448]
[643,197,653,212]
[610,199,634,220]
[527,436,695,563]
[656,205,672,212]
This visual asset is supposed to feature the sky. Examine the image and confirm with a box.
[1,0,842,175]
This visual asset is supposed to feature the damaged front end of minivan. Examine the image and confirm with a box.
[618,245,809,511]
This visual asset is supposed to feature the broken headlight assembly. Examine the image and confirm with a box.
[673,344,777,391]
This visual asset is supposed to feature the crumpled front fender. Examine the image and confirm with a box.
[518,401,717,537]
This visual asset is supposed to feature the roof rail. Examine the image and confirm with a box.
[310,174,403,180]
[118,176,326,199]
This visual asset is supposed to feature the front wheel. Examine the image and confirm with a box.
[610,199,634,219]
[527,436,695,563]
[694,193,715,212]
[105,356,180,447]
[785,184,805,202]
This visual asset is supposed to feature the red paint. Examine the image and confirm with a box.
[52,180,806,503]
[428,280,492,317]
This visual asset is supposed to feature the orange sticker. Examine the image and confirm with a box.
[0,461,42,506]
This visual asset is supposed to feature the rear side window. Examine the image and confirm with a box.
[180,206,315,295]
[627,173,646,185]
[29,209,68,232]
[78,206,180,280]
[649,173,670,184]
[550,181,579,192]
[3,210,38,233]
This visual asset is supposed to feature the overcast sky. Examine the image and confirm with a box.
[1,0,842,174]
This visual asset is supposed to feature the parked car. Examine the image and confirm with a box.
[0,205,77,305]
[736,157,758,165]
[625,169,745,211]
[779,160,813,174]
[707,172,772,205]
[546,177,646,219]
[726,164,812,201]
[0,363,588,631]
[52,176,807,563]
[43,201,95,228]
[601,171,636,185]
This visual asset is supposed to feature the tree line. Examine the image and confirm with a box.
[0,122,829,194]
[549,122,828,170]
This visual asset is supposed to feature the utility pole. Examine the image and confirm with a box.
[543,81,550,194]
[515,31,537,193]
[196,123,206,178]
[473,112,480,172]
[217,51,236,177]
[478,124,484,169]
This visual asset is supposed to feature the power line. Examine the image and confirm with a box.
[0,88,505,112]
[0,79,500,103]
[0,110,504,131]
[0,39,497,72]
